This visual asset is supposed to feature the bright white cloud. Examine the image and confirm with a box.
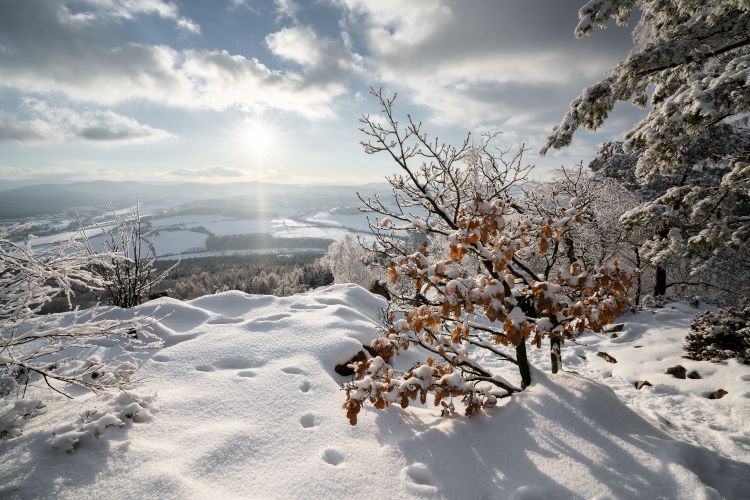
[265,25,363,78]
[0,99,172,143]
[0,2,346,118]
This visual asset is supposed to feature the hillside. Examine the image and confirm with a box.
[1,286,748,499]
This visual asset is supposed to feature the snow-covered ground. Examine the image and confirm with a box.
[1,286,748,499]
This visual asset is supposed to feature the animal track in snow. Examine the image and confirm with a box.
[281,366,305,375]
[321,448,344,466]
[299,380,312,393]
[401,463,437,494]
[195,365,215,372]
[237,371,256,378]
[314,297,347,307]
[206,316,243,325]
[152,355,171,363]
[214,356,262,370]
[299,413,317,428]
[255,313,291,321]
[289,303,326,311]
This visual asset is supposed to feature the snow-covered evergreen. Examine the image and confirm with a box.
[543,0,750,302]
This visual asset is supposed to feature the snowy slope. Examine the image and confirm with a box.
[1,285,749,499]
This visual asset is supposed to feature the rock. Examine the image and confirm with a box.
[634,380,652,390]
[687,370,702,379]
[665,365,687,379]
[334,350,367,377]
[147,291,169,301]
[597,352,617,363]
[604,323,625,333]
[610,333,619,339]
[708,389,728,400]
[362,344,377,357]
[369,280,391,301]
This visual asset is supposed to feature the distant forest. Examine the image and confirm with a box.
[158,253,333,299]
[43,253,333,313]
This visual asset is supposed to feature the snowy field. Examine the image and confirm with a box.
[1,286,748,499]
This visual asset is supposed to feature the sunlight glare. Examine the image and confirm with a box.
[243,120,278,159]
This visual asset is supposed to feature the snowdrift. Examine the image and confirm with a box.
[1,285,748,499]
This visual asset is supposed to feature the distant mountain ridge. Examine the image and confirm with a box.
[0,180,390,219]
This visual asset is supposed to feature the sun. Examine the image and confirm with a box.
[242,120,278,159]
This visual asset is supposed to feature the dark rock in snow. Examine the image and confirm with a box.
[634,380,652,390]
[369,280,391,301]
[335,351,367,377]
[666,365,687,379]
[687,370,702,379]
[148,291,169,301]
[597,352,617,363]
[708,389,728,400]
[604,323,625,333]
[362,344,377,357]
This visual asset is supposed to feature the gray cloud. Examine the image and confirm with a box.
[334,0,634,133]
[0,114,52,142]
[0,99,172,143]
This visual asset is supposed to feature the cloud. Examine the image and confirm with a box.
[265,25,363,82]
[273,0,299,21]
[334,0,633,132]
[0,114,54,142]
[0,99,172,143]
[79,0,201,34]
[0,1,346,118]
[168,166,247,177]
[0,163,126,180]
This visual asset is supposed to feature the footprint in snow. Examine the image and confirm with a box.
[289,303,326,310]
[401,463,438,494]
[255,313,292,321]
[281,366,305,375]
[206,316,243,325]
[321,448,344,466]
[195,365,216,372]
[237,370,256,378]
[402,463,435,486]
[300,413,317,428]
[152,355,171,363]
[299,380,312,393]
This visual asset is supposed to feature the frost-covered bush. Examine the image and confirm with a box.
[343,90,633,424]
[684,306,750,362]
[1,224,159,399]
[49,391,154,452]
[325,234,382,288]
[78,203,176,308]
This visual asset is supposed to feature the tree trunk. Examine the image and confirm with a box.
[654,265,667,296]
[516,342,531,389]
[634,245,642,306]
[550,338,562,374]
[654,229,668,296]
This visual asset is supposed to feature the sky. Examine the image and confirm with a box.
[0,0,642,186]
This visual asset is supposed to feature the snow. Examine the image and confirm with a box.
[547,302,750,463]
[1,287,748,499]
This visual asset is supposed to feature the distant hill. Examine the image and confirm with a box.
[0,180,391,219]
